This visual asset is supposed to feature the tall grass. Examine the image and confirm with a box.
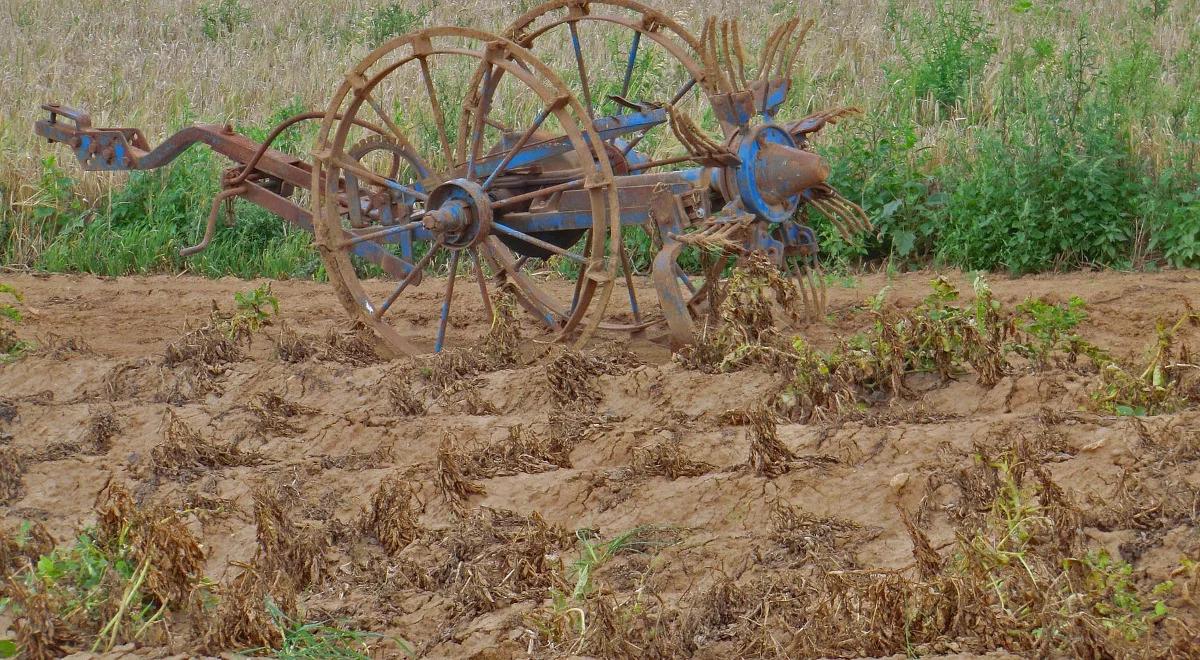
[1,0,1197,276]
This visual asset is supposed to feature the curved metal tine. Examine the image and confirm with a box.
[620,31,642,100]
[480,104,555,191]
[466,63,498,180]
[773,19,801,78]
[359,89,434,175]
[434,250,462,353]
[760,18,798,81]
[374,246,438,320]
[719,21,741,91]
[470,248,494,322]
[791,261,814,313]
[731,19,749,88]
[567,20,595,121]
[418,56,454,166]
[491,223,586,264]
[813,262,828,314]
[336,219,425,250]
[513,255,530,272]
[784,19,816,80]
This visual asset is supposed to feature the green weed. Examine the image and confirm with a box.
[198,0,251,41]
[1012,296,1093,367]
[885,0,997,108]
[568,526,675,600]
[362,3,429,48]
[229,282,280,338]
[0,283,27,360]
[241,598,388,659]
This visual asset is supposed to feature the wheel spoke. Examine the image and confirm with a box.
[569,230,594,315]
[336,219,424,250]
[471,248,493,322]
[359,90,433,175]
[466,63,497,180]
[491,223,586,264]
[620,31,642,100]
[568,21,595,122]
[480,104,555,191]
[491,178,584,210]
[418,56,454,165]
[334,155,428,201]
[617,236,641,324]
[374,246,437,320]
[435,250,462,353]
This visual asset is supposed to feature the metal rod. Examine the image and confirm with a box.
[334,155,428,201]
[466,63,495,180]
[569,229,594,315]
[375,246,437,319]
[418,56,454,164]
[361,90,431,175]
[491,223,586,263]
[481,105,553,191]
[568,21,595,121]
[335,219,424,250]
[471,248,493,322]
[617,235,642,323]
[180,186,246,257]
[435,250,461,352]
[491,178,584,210]
[620,31,642,99]
[627,153,699,172]
[620,78,694,157]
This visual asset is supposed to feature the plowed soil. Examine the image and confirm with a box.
[2,269,1199,658]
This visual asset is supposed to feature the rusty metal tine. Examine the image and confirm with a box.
[828,195,872,232]
[773,19,800,78]
[784,19,815,80]
[811,198,854,239]
[719,21,740,92]
[702,18,732,94]
[793,262,813,313]
[759,20,792,81]
[815,263,828,315]
[810,268,824,317]
[731,19,749,89]
[763,18,799,81]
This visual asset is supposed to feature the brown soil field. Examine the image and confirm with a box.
[2,269,1199,658]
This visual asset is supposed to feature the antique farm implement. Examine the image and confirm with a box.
[35,0,870,354]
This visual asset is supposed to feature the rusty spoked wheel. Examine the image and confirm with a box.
[503,0,723,334]
[312,27,619,354]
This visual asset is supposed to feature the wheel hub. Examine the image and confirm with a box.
[423,178,493,249]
